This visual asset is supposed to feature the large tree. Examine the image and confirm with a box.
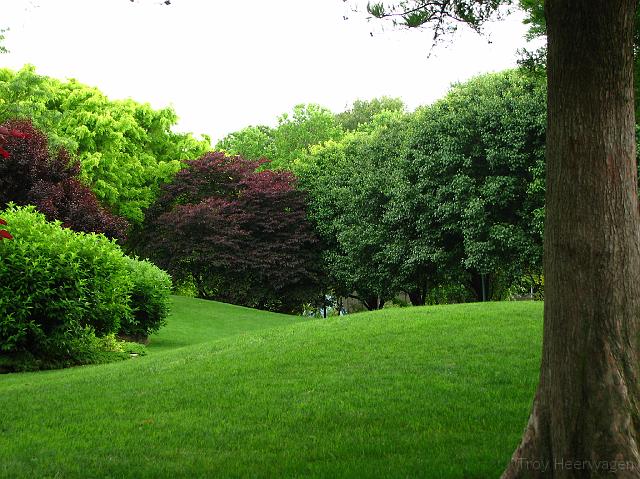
[0,119,128,240]
[407,70,546,302]
[0,66,210,223]
[297,110,413,310]
[365,0,640,476]
[137,152,324,313]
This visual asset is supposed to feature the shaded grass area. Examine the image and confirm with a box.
[0,299,542,478]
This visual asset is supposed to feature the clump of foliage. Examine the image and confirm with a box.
[0,66,211,223]
[0,206,170,371]
[335,96,405,131]
[217,104,343,170]
[297,110,415,309]
[120,256,172,341]
[137,151,323,313]
[405,70,546,300]
[215,124,276,163]
[0,119,128,239]
[0,206,132,368]
[297,70,545,308]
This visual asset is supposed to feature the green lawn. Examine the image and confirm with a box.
[148,295,308,352]
[0,298,542,478]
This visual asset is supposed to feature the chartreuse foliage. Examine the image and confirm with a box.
[217,99,408,169]
[0,66,210,223]
[217,103,343,170]
[335,96,405,131]
[0,298,542,478]
[0,206,171,370]
[0,205,132,368]
[215,124,276,162]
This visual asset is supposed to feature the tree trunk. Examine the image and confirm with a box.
[503,1,640,477]
[468,271,492,302]
[408,289,426,306]
[361,295,384,310]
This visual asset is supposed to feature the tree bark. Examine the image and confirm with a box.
[503,1,640,478]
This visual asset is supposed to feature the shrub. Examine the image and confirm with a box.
[0,205,133,363]
[120,256,172,341]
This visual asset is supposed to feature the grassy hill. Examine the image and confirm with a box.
[0,297,543,478]
[148,295,308,352]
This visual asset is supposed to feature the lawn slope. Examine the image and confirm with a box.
[0,299,543,479]
[148,295,307,352]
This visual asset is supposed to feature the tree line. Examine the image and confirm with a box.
[218,69,546,309]
[0,65,547,313]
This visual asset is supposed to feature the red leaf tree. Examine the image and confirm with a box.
[0,119,128,240]
[136,151,324,313]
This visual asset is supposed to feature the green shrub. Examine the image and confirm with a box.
[120,257,172,341]
[0,205,133,362]
[173,276,198,297]
[426,284,473,305]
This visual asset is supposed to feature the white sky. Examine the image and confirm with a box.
[1,0,537,143]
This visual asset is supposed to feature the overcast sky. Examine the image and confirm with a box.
[1,0,537,143]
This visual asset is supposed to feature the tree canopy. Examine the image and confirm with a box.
[335,97,405,131]
[297,70,544,308]
[136,151,324,313]
[216,103,343,171]
[0,66,210,223]
[0,119,128,239]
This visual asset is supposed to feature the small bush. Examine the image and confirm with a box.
[0,205,133,362]
[120,256,172,341]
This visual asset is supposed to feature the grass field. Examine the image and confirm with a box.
[0,297,543,478]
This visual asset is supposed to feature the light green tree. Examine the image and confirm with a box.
[215,124,275,161]
[0,66,210,223]
[335,96,405,131]
[216,103,343,171]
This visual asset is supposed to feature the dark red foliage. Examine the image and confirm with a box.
[139,151,323,313]
[0,216,10,240]
[0,125,30,161]
[0,119,128,240]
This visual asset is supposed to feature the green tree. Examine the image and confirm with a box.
[335,96,405,131]
[0,66,210,223]
[215,124,275,161]
[406,70,546,302]
[298,110,413,310]
[216,103,343,171]
[364,1,640,475]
